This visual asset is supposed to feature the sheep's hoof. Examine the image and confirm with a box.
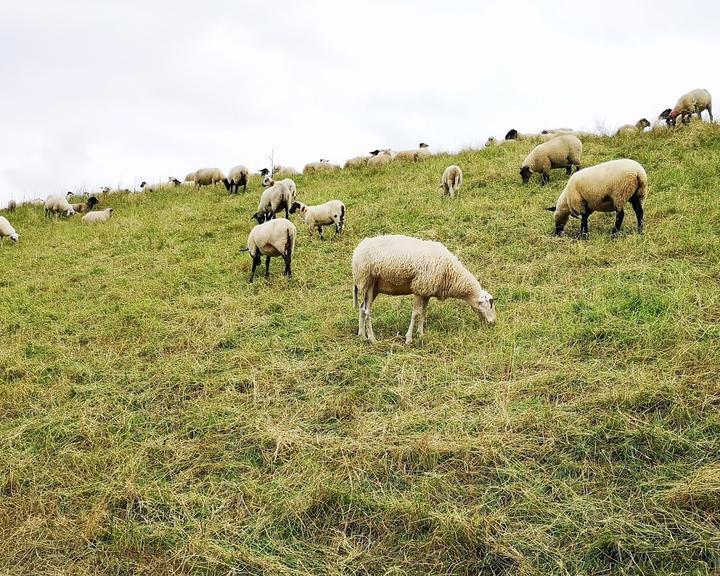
[577,232,588,240]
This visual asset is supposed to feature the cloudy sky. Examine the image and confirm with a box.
[0,0,717,206]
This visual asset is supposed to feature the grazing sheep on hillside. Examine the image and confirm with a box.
[184,172,196,182]
[0,216,19,243]
[82,208,114,224]
[241,218,297,282]
[616,118,651,134]
[262,176,297,202]
[441,165,463,198]
[253,181,293,223]
[71,196,99,214]
[548,158,647,239]
[367,149,392,166]
[394,143,430,161]
[224,165,249,194]
[520,134,583,185]
[667,89,713,125]
[303,159,341,174]
[6,200,17,212]
[273,165,299,176]
[45,195,76,217]
[290,200,346,239]
[193,168,226,186]
[651,109,673,130]
[344,155,369,168]
[140,178,180,192]
[352,235,496,344]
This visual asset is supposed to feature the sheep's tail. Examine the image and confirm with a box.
[353,283,358,309]
[340,204,345,225]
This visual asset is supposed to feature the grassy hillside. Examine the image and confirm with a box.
[1,124,719,575]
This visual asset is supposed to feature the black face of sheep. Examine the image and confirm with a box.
[505,129,518,140]
[140,181,147,188]
[222,178,231,192]
[289,202,301,214]
[520,166,532,184]
[259,168,270,176]
[368,149,380,156]
[659,108,672,120]
[87,196,99,208]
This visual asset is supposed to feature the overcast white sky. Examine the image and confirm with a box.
[0,0,717,206]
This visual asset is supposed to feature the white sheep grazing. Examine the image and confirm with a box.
[441,165,463,198]
[224,165,249,194]
[344,155,369,168]
[184,172,196,182]
[303,160,341,174]
[241,218,297,282]
[262,175,297,203]
[81,207,114,224]
[650,109,673,130]
[394,143,430,162]
[0,216,19,243]
[193,168,226,186]
[273,165,300,176]
[667,88,713,125]
[352,235,496,344]
[520,134,583,185]
[289,200,346,239]
[71,196,99,214]
[548,158,647,239]
[45,194,76,217]
[616,118,651,135]
[253,181,293,223]
[140,178,180,192]
[367,149,393,166]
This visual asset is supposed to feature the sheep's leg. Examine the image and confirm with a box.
[363,284,378,344]
[248,253,261,283]
[318,226,324,240]
[265,255,271,277]
[565,165,572,175]
[611,209,625,238]
[541,172,550,185]
[406,296,429,344]
[708,105,713,122]
[417,297,429,339]
[630,196,644,234]
[358,297,366,338]
[578,213,590,239]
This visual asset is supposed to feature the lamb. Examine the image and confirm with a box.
[616,118,651,134]
[394,143,430,161]
[520,134,583,185]
[253,180,293,223]
[0,216,19,243]
[82,207,114,224]
[241,218,297,282]
[547,158,647,239]
[289,200,346,239]
[193,168,226,186]
[667,89,713,125]
[45,194,76,217]
[352,235,496,344]
[224,165,249,194]
[71,196,99,214]
[441,165,463,198]
[140,178,180,192]
[367,149,393,166]
[262,176,297,202]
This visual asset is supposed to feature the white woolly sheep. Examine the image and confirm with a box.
[344,155,369,168]
[82,207,114,224]
[667,89,713,125]
[367,149,393,166]
[0,216,19,243]
[441,165,463,198]
[253,181,293,223]
[616,118,651,134]
[71,196,99,214]
[352,235,496,344]
[45,194,76,217]
[140,178,180,192]
[262,175,297,202]
[303,160,341,174]
[548,158,647,239]
[241,218,297,282]
[651,109,673,130]
[224,165,249,194]
[289,200,346,239]
[184,172,196,182]
[520,134,583,185]
[273,165,299,176]
[193,168,226,186]
[394,143,430,161]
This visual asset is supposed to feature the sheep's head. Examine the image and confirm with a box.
[222,178,231,191]
[259,168,270,176]
[469,289,496,325]
[262,176,274,188]
[9,232,19,242]
[637,118,651,130]
[505,129,518,140]
[107,208,114,217]
[368,149,380,156]
[289,202,306,215]
[252,212,266,224]
[87,196,99,208]
[419,142,429,148]
[65,207,76,216]
[520,166,532,184]
[140,181,147,188]
[659,108,672,120]
[169,177,181,186]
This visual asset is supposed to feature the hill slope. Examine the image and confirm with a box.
[1,125,720,575]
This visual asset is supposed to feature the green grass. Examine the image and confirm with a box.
[1,123,720,575]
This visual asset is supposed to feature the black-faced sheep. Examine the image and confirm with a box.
[253,181,293,223]
[45,195,76,217]
[289,200,346,239]
[667,89,713,125]
[352,235,496,344]
[224,165,249,194]
[82,207,114,224]
[548,158,647,239]
[71,196,99,214]
[241,218,297,282]
[520,134,583,185]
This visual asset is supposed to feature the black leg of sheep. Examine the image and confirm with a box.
[282,253,292,277]
[612,210,625,238]
[579,213,590,239]
[265,256,272,277]
[630,196,644,234]
[248,253,261,283]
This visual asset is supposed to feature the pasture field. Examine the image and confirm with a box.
[1,123,719,575]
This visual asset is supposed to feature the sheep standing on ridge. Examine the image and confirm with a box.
[262,175,297,203]
[667,88,713,125]
[367,149,392,166]
[224,165,249,194]
[290,200,346,239]
[548,158,647,239]
[241,218,297,282]
[184,172,196,183]
[394,143,430,161]
[0,216,19,243]
[273,165,299,176]
[520,134,583,185]
[193,168,226,186]
[441,165,463,198]
[651,109,673,130]
[45,195,76,217]
[616,118,651,134]
[303,159,341,174]
[82,208,114,224]
[352,235,496,344]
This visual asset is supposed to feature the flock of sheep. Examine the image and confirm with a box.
[0,88,713,344]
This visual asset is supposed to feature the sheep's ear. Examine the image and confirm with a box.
[545,206,557,212]
[659,108,671,119]
[505,129,518,140]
